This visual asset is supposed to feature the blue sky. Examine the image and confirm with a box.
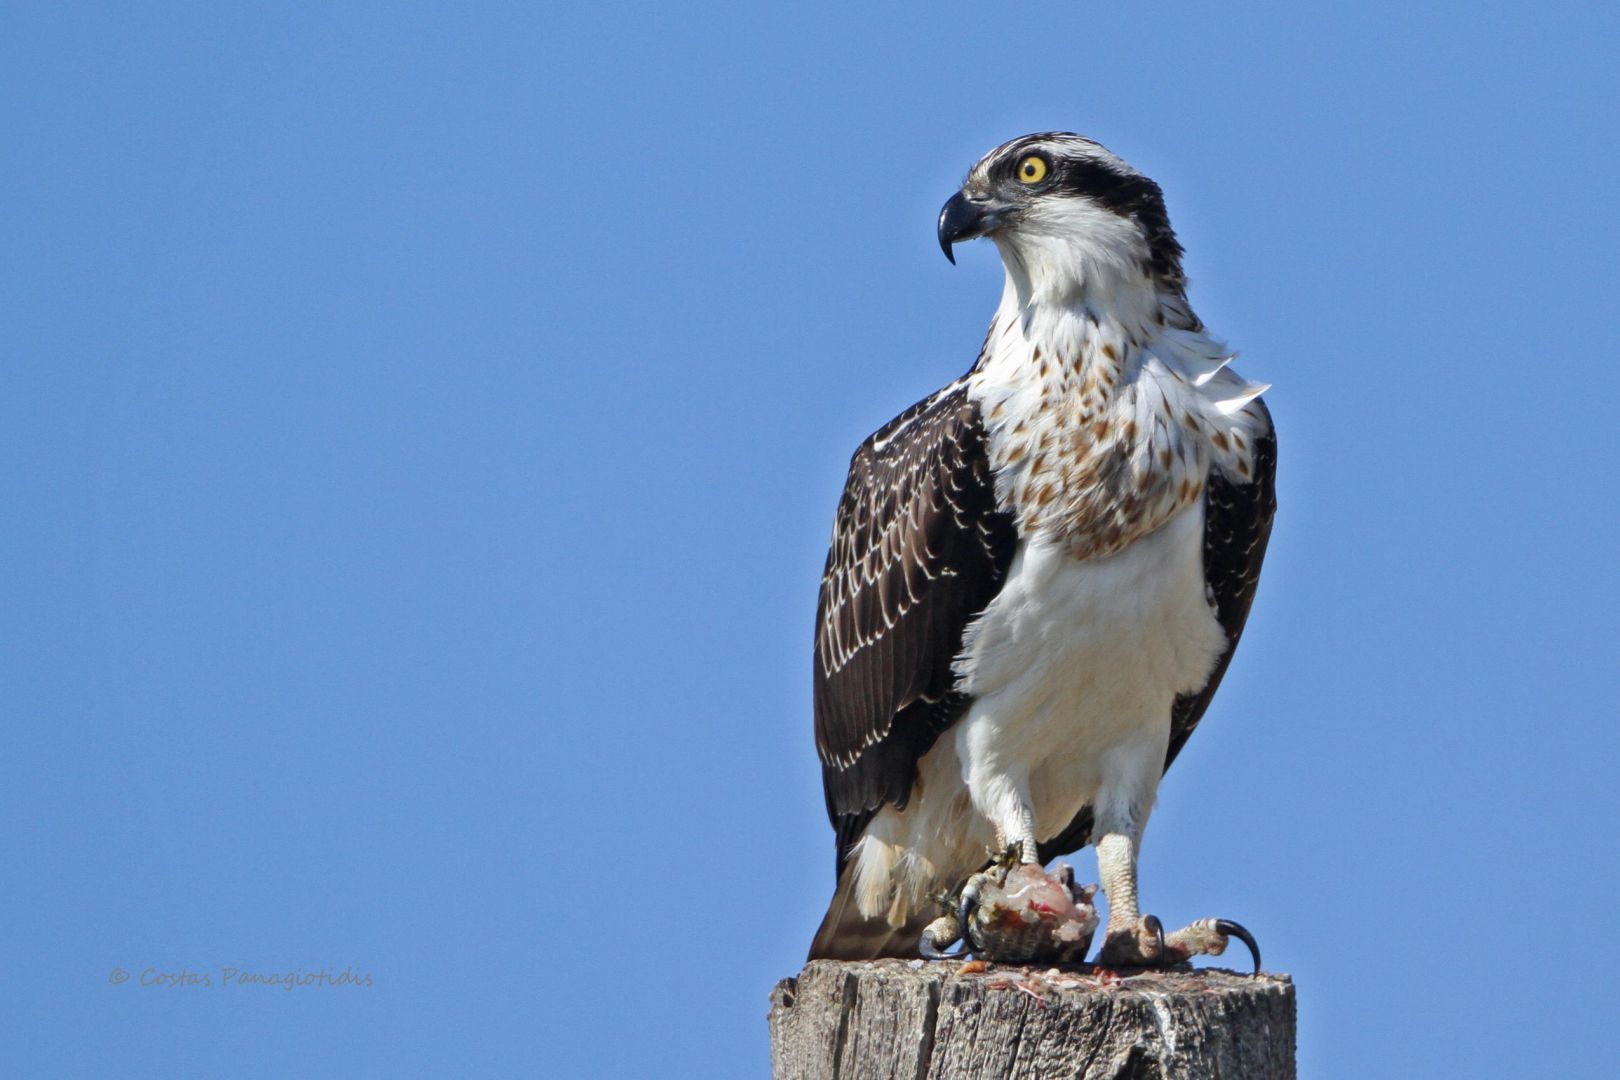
[3,3,1617,1076]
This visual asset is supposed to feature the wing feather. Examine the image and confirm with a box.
[814,382,1016,872]
[1166,402,1278,767]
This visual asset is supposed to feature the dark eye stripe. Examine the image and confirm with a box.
[1045,158,1184,285]
[1052,159,1159,215]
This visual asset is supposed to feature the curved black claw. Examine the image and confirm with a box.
[1144,914,1166,964]
[919,928,970,961]
[957,890,978,943]
[1215,919,1261,974]
[918,883,983,961]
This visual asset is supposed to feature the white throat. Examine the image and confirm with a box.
[991,197,1162,323]
[967,234,1270,560]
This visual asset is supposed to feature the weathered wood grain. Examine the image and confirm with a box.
[768,959,1294,1079]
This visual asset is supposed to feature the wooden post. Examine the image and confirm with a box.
[768,959,1295,1079]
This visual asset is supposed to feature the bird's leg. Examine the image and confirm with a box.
[975,771,1040,867]
[1091,808,1261,972]
[936,777,1105,962]
[1094,829,1164,967]
[1013,803,1040,866]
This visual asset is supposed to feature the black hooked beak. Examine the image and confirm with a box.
[937,191,1006,264]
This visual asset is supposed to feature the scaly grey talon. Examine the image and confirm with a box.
[1215,919,1261,973]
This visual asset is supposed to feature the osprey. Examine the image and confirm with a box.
[810,133,1276,967]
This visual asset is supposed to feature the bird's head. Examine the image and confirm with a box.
[938,133,1186,306]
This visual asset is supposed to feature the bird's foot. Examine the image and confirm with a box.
[919,866,1002,960]
[1097,916,1261,973]
[920,911,969,960]
[1164,918,1262,973]
[918,862,1099,963]
[1096,915,1166,968]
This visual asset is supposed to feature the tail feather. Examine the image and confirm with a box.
[808,862,933,961]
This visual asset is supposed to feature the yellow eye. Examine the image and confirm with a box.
[1016,155,1049,183]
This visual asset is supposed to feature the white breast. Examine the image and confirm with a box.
[848,500,1227,923]
[953,501,1226,842]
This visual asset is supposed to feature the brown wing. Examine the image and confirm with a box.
[814,381,1017,874]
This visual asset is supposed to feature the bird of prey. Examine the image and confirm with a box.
[809,133,1276,968]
